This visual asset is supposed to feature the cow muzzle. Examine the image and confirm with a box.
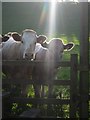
[23,52,34,60]
[25,53,34,60]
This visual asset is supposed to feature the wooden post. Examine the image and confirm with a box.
[70,54,78,118]
[79,2,89,118]
[0,2,2,120]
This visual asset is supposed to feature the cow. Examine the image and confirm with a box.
[2,29,38,81]
[32,38,74,98]
[1,33,48,60]
[1,29,39,96]
[2,29,37,60]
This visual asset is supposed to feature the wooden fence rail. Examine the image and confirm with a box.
[2,54,90,118]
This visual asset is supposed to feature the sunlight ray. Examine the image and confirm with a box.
[39,4,47,27]
[48,0,57,37]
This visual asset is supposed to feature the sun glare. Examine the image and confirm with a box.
[48,0,57,37]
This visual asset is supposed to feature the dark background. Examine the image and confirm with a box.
[2,2,90,39]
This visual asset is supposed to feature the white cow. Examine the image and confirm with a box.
[32,38,74,97]
[2,29,37,60]
[1,29,38,89]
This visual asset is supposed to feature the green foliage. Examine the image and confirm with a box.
[62,105,70,118]
[53,86,70,99]
[11,103,18,116]
[26,85,35,98]
[56,67,70,80]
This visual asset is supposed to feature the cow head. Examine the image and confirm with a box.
[48,38,74,64]
[21,29,37,59]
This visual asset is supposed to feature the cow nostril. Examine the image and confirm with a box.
[25,53,29,59]
[25,53,33,59]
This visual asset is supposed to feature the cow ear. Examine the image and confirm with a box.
[64,43,74,51]
[18,35,21,41]
[37,35,47,44]
[12,33,21,41]
[2,36,9,42]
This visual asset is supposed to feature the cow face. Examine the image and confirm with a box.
[48,38,64,62]
[21,29,37,59]
[48,38,74,64]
